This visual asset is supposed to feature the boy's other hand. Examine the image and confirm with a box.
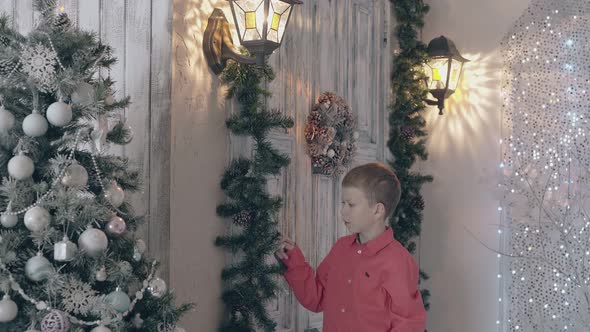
[275,237,296,260]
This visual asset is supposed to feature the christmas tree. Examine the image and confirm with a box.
[0,1,191,331]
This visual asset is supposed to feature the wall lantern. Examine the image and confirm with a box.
[203,0,303,75]
[423,36,469,115]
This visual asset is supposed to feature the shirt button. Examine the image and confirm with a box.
[357,250,362,254]
[341,308,346,313]
[348,279,352,284]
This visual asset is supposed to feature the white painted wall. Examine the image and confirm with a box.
[419,1,531,331]
[170,0,231,329]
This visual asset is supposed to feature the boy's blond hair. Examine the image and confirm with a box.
[342,162,401,219]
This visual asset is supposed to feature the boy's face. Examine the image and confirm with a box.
[340,186,382,233]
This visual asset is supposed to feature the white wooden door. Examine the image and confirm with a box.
[227,0,391,330]
[0,0,173,279]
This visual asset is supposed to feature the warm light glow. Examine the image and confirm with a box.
[245,11,257,29]
[426,58,450,90]
[432,67,442,81]
[448,59,464,90]
[59,5,65,12]
[271,12,281,31]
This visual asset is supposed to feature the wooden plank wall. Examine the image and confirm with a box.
[228,0,391,329]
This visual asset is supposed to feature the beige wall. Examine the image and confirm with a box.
[170,0,233,329]
[420,0,531,331]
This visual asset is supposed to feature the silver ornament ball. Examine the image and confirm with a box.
[25,253,54,282]
[24,206,51,232]
[0,106,15,133]
[105,215,126,237]
[104,182,125,208]
[105,288,131,313]
[8,153,34,180]
[104,92,115,106]
[22,112,48,137]
[0,295,18,322]
[135,239,147,254]
[0,213,18,228]
[46,100,72,127]
[78,228,108,258]
[61,162,88,187]
[90,326,111,332]
[148,277,167,298]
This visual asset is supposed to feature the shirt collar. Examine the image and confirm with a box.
[350,226,394,256]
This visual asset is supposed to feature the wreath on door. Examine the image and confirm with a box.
[305,91,358,177]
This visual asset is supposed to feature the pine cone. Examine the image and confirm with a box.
[411,196,425,210]
[54,12,72,30]
[233,211,252,226]
[0,35,9,47]
[0,59,14,75]
[400,126,415,141]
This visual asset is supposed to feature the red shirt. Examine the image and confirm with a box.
[280,226,426,332]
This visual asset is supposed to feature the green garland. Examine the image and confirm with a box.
[216,60,294,332]
[388,0,432,310]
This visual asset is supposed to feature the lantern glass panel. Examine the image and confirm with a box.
[426,58,450,90]
[232,0,265,41]
[447,58,464,91]
[267,0,293,43]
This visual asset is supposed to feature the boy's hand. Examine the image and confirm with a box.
[275,236,296,260]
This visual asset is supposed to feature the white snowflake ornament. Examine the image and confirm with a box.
[21,43,57,92]
[62,278,97,315]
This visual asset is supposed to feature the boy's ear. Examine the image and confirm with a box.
[374,202,386,218]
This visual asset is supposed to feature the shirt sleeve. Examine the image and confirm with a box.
[383,254,427,332]
[279,241,339,313]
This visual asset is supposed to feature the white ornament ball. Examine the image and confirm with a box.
[175,327,186,332]
[353,131,359,140]
[46,101,72,127]
[105,288,131,313]
[22,112,48,137]
[8,153,34,180]
[90,326,111,332]
[41,309,70,332]
[25,253,54,282]
[78,228,108,257]
[1,213,18,228]
[148,277,168,298]
[0,106,15,133]
[104,92,115,106]
[327,149,335,158]
[71,82,94,104]
[24,206,51,232]
[104,182,125,208]
[61,162,88,187]
[105,215,126,237]
[0,295,18,322]
[135,239,147,254]
[120,122,134,144]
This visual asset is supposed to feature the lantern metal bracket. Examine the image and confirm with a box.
[424,98,445,115]
[203,8,259,75]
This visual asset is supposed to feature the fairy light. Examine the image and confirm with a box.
[497,3,590,331]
